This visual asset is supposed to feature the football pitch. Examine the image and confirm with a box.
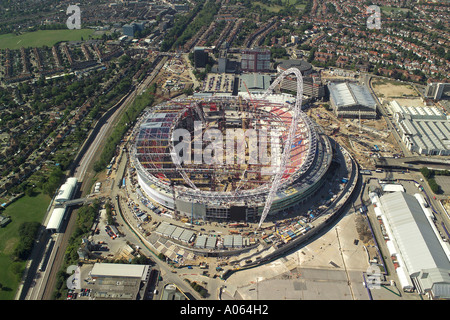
[0,29,97,50]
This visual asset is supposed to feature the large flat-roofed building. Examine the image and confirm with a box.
[238,73,271,93]
[390,100,450,156]
[241,48,271,73]
[276,59,324,99]
[328,82,377,119]
[88,263,151,300]
[90,263,150,279]
[279,74,325,99]
[374,191,450,299]
[238,73,270,92]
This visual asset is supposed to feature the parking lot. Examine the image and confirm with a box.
[435,176,450,195]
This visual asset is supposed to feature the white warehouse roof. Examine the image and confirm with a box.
[328,82,376,109]
[379,192,450,273]
[379,192,450,297]
[90,263,149,280]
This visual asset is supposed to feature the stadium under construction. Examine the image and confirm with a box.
[129,68,357,229]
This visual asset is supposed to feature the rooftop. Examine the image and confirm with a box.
[379,192,450,296]
[90,263,150,280]
[328,82,377,109]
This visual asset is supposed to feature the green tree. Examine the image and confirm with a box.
[420,167,431,180]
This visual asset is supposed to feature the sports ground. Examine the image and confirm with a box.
[0,29,97,50]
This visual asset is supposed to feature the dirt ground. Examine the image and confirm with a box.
[310,105,402,169]
[372,81,418,98]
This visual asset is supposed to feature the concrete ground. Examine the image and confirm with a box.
[435,176,450,195]
[223,212,374,300]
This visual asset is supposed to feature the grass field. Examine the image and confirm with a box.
[380,6,410,15]
[0,29,97,50]
[0,192,51,299]
[253,0,305,13]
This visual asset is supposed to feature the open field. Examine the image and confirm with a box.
[253,0,305,13]
[372,79,419,98]
[0,29,97,50]
[380,6,411,15]
[0,192,50,299]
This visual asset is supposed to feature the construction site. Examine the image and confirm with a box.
[309,103,403,170]
[113,68,360,274]
[155,54,196,96]
[129,91,331,223]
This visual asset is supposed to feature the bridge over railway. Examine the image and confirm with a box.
[54,195,97,208]
[375,156,450,171]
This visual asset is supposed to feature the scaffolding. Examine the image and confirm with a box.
[129,70,318,218]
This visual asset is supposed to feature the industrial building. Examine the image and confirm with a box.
[390,100,450,156]
[238,73,271,93]
[328,82,377,119]
[371,191,450,299]
[240,48,271,73]
[424,82,450,101]
[88,263,151,300]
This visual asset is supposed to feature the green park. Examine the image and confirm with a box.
[0,29,97,50]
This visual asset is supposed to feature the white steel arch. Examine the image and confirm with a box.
[258,67,304,228]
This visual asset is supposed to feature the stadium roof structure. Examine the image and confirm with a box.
[379,192,450,298]
[130,67,327,227]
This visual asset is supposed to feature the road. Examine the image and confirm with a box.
[19,55,168,300]
[366,75,411,157]
[109,149,208,300]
